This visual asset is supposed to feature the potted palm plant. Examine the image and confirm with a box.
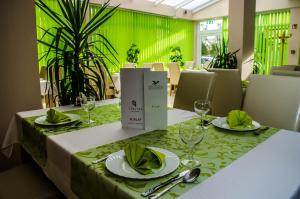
[36,0,119,105]
[208,38,239,69]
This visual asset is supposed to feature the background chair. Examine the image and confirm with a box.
[0,163,64,199]
[243,75,300,131]
[152,62,164,71]
[185,61,195,70]
[271,65,300,77]
[168,62,181,96]
[123,63,135,68]
[207,69,243,116]
[143,63,153,69]
[173,71,216,112]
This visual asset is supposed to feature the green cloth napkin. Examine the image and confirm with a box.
[46,108,71,124]
[124,143,165,175]
[226,110,254,129]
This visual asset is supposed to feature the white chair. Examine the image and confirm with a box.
[168,62,181,96]
[152,63,164,71]
[173,71,216,112]
[207,69,243,116]
[185,61,195,70]
[243,75,300,131]
[143,63,153,69]
[123,63,135,68]
[0,163,64,199]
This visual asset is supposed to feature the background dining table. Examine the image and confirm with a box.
[1,99,300,199]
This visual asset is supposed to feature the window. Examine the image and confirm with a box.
[198,19,223,66]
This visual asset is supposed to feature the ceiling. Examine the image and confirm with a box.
[145,0,218,13]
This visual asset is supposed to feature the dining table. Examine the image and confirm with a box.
[1,99,300,199]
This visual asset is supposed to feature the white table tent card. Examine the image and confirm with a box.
[120,68,167,130]
[144,70,168,130]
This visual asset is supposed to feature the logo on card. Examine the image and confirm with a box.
[148,80,163,90]
[131,100,137,107]
[152,81,159,85]
[129,99,142,112]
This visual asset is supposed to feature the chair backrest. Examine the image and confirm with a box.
[168,62,181,85]
[124,63,135,68]
[243,75,300,131]
[152,62,164,71]
[271,65,300,77]
[208,69,243,116]
[173,71,216,112]
[143,63,153,69]
[185,61,195,70]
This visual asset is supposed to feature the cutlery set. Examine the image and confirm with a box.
[144,168,201,199]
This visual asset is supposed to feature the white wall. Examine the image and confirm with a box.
[193,0,300,20]
[0,1,41,149]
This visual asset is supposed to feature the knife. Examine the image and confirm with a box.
[141,169,190,197]
[91,156,108,164]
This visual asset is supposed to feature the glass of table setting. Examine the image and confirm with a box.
[194,99,211,126]
[81,96,96,124]
[179,120,206,168]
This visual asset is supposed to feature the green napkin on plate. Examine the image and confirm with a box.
[226,110,254,129]
[46,108,71,124]
[124,143,165,175]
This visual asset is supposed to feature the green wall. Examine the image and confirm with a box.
[35,1,194,73]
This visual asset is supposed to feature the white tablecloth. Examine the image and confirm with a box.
[1,100,300,199]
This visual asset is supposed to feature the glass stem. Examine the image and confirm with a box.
[201,114,206,126]
[188,145,194,161]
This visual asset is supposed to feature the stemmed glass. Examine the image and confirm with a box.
[194,99,211,126]
[179,120,205,168]
[82,96,95,124]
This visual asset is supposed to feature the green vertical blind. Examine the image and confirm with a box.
[35,0,61,67]
[254,10,290,74]
[90,5,194,73]
[35,1,194,73]
[222,17,228,44]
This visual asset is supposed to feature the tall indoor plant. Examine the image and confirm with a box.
[36,0,119,105]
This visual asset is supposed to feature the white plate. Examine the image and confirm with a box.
[34,113,80,126]
[212,117,261,131]
[105,147,180,179]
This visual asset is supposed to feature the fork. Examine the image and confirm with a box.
[253,126,270,136]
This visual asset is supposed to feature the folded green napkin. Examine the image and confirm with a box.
[46,108,71,124]
[226,110,254,129]
[124,143,165,175]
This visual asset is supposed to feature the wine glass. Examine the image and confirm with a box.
[179,120,206,168]
[194,99,211,126]
[82,96,95,124]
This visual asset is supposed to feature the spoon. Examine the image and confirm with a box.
[148,168,201,199]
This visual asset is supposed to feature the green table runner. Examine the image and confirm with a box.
[71,119,278,199]
[22,104,121,167]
